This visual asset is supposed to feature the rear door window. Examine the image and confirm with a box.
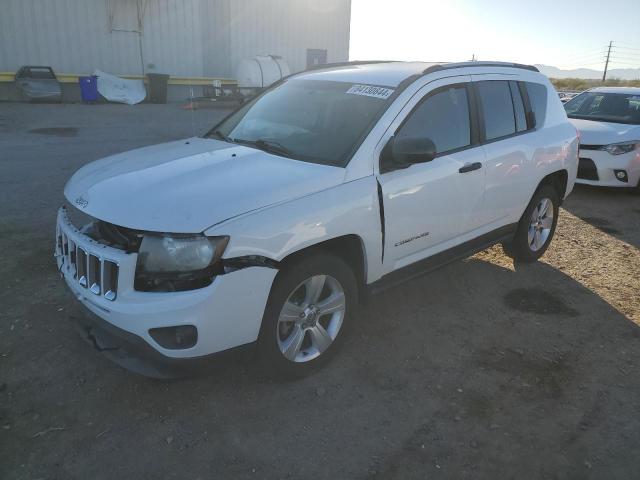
[477,80,516,140]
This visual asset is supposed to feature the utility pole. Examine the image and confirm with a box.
[602,41,613,82]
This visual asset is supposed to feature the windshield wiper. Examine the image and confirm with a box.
[233,138,294,158]
[254,139,294,157]
[208,129,232,142]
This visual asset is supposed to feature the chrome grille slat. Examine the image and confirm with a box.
[88,254,101,295]
[62,233,69,271]
[62,233,69,257]
[103,260,118,301]
[68,239,76,277]
[57,209,120,301]
[77,247,88,287]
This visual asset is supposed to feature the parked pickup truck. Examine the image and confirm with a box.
[56,61,578,378]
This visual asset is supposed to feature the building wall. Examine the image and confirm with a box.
[224,0,351,75]
[0,0,350,78]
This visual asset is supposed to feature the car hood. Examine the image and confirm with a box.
[570,118,640,145]
[64,137,346,233]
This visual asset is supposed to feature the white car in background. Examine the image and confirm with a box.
[565,87,640,191]
[56,61,577,378]
[558,92,580,104]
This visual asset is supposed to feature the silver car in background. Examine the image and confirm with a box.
[16,66,62,102]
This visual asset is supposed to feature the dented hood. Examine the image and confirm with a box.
[64,137,346,233]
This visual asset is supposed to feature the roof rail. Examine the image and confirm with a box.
[423,61,539,74]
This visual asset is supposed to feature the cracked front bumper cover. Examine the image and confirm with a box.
[70,299,255,379]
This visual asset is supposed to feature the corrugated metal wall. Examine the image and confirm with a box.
[0,0,350,77]
[225,0,351,74]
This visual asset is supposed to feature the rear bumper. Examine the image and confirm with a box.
[71,297,256,378]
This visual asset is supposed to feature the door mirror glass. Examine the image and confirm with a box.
[388,136,437,167]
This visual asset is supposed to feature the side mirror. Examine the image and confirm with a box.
[387,136,437,168]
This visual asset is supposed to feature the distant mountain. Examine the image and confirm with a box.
[536,64,640,80]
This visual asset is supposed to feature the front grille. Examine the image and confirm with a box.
[579,144,604,151]
[578,158,599,180]
[57,216,120,301]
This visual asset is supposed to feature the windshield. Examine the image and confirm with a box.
[21,67,56,79]
[564,91,640,125]
[207,79,395,166]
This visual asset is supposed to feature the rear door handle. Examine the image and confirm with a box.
[458,162,482,173]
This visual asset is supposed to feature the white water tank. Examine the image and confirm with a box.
[236,55,291,88]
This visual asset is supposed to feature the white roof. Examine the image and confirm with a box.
[293,61,540,87]
[294,61,432,87]
[589,87,640,94]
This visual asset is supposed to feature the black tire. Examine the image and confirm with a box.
[503,184,560,263]
[257,253,357,379]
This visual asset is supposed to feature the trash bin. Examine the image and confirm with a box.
[79,75,98,102]
[147,73,169,104]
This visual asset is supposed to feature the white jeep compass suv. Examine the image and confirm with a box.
[55,61,578,378]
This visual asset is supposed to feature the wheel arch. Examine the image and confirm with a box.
[539,169,569,202]
[279,234,368,303]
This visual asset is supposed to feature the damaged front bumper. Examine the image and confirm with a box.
[56,207,278,377]
[70,298,255,378]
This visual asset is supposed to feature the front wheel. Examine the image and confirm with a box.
[503,184,560,263]
[257,253,357,378]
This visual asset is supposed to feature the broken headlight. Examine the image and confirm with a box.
[134,235,229,292]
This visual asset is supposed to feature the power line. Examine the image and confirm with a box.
[563,50,608,62]
[611,45,640,52]
[609,54,640,60]
[607,62,640,68]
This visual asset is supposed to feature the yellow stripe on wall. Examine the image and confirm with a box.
[0,72,237,86]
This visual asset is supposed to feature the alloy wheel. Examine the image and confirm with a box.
[276,274,346,363]
[527,197,554,252]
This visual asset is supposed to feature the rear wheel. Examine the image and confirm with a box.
[503,184,560,263]
[257,253,357,378]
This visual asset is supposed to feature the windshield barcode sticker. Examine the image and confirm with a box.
[346,84,394,99]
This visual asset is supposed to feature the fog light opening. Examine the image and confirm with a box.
[149,325,198,350]
[614,170,628,182]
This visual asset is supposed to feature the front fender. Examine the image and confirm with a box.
[205,176,384,283]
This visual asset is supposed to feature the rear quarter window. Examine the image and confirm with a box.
[526,82,548,128]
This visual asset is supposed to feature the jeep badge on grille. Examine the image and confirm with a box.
[75,196,89,208]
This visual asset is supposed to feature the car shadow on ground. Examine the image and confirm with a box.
[563,184,640,248]
[4,242,639,480]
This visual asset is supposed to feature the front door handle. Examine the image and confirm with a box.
[458,162,482,173]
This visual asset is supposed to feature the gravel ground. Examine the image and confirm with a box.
[1,104,639,480]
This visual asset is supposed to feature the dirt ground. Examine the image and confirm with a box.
[1,104,639,480]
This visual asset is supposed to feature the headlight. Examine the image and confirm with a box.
[135,235,229,292]
[602,141,640,155]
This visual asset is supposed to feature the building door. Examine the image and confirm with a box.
[306,49,328,68]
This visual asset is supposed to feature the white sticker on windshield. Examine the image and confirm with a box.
[346,84,394,99]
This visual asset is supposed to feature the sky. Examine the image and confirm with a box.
[349,0,640,71]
